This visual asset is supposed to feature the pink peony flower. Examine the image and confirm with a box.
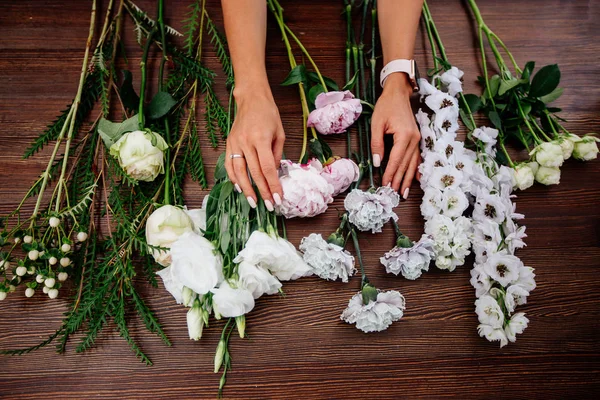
[307,90,362,135]
[320,158,360,196]
[278,159,334,218]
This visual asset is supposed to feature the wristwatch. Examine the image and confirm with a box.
[380,59,420,92]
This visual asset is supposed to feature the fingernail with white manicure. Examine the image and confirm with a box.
[234,183,242,193]
[273,193,282,206]
[373,154,381,168]
[247,197,257,209]
[403,188,410,200]
[265,200,274,212]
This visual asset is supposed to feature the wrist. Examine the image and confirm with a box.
[233,75,273,102]
[382,73,414,97]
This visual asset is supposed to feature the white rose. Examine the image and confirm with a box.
[572,135,600,161]
[233,231,312,281]
[513,163,535,191]
[535,166,560,185]
[170,232,223,295]
[558,137,574,160]
[212,280,255,318]
[146,205,195,266]
[237,261,282,299]
[109,130,168,181]
[531,141,564,168]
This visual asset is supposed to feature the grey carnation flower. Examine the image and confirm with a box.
[344,186,400,233]
[299,233,355,283]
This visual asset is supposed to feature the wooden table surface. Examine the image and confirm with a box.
[1,0,599,398]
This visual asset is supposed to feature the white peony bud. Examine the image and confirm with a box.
[61,243,71,253]
[25,287,35,298]
[0,291,7,300]
[47,288,59,299]
[28,250,40,261]
[42,286,50,294]
[532,141,564,168]
[77,232,88,242]
[58,272,68,282]
[49,217,61,228]
[36,274,45,283]
[572,136,600,161]
[513,163,535,191]
[535,166,561,185]
[16,266,27,277]
[60,257,71,267]
[23,235,33,244]
[109,130,168,182]
[45,277,56,288]
[49,257,58,265]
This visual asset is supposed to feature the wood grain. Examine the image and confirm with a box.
[1,0,599,398]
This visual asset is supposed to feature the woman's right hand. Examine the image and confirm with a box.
[224,86,285,212]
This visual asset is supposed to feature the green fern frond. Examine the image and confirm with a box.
[204,11,234,85]
[58,180,98,220]
[183,0,202,55]
[187,121,208,187]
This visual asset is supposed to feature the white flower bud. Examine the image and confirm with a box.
[47,288,59,299]
[39,251,45,257]
[36,274,45,283]
[513,163,535,191]
[42,286,50,294]
[25,288,35,298]
[0,260,9,270]
[27,266,36,275]
[532,141,564,168]
[49,217,61,228]
[14,237,21,244]
[16,266,27,277]
[61,243,71,253]
[214,339,226,373]
[559,138,574,160]
[23,235,33,244]
[49,257,58,265]
[0,291,7,300]
[77,232,88,242]
[60,257,71,267]
[182,286,195,307]
[9,285,16,293]
[45,277,56,288]
[573,136,600,161]
[28,250,40,261]
[58,272,68,282]
[535,166,561,186]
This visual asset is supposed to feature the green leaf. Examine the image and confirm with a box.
[281,65,308,86]
[539,87,564,104]
[485,75,501,98]
[529,64,561,97]
[342,71,358,91]
[220,231,231,254]
[214,152,227,180]
[488,110,502,129]
[308,85,326,109]
[146,92,177,120]
[309,138,324,161]
[219,181,234,204]
[521,61,535,82]
[521,102,532,115]
[307,72,339,90]
[460,94,482,113]
[498,78,521,96]
[98,115,140,148]
[119,70,140,111]
[459,109,475,131]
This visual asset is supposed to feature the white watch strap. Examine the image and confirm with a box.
[380,59,414,88]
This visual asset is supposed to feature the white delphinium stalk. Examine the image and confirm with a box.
[415,74,474,272]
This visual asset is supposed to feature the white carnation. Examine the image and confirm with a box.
[344,186,400,233]
[341,290,406,333]
[380,235,434,280]
[299,233,355,283]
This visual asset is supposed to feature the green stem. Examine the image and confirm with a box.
[345,3,353,160]
[422,2,439,72]
[350,228,367,283]
[156,0,171,205]
[138,27,157,129]
[498,140,515,167]
[282,24,327,92]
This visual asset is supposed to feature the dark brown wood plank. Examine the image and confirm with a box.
[0,0,599,398]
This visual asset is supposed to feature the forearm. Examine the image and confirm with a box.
[221,0,271,97]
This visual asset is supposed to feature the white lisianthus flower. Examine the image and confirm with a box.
[156,265,184,304]
[513,163,535,191]
[185,198,208,235]
[531,141,564,168]
[341,289,406,333]
[535,165,561,185]
[482,252,522,287]
[187,306,205,341]
[504,312,529,343]
[234,230,312,281]
[237,261,282,299]
[299,233,355,283]
[109,130,168,181]
[170,232,223,295]
[572,135,600,161]
[380,235,435,280]
[439,66,464,97]
[344,186,400,233]
[279,160,334,218]
[472,126,499,156]
[212,280,255,318]
[146,205,195,266]
[475,295,504,329]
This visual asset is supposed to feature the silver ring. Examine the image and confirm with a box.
[230,154,244,159]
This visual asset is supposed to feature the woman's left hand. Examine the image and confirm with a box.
[370,73,422,199]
